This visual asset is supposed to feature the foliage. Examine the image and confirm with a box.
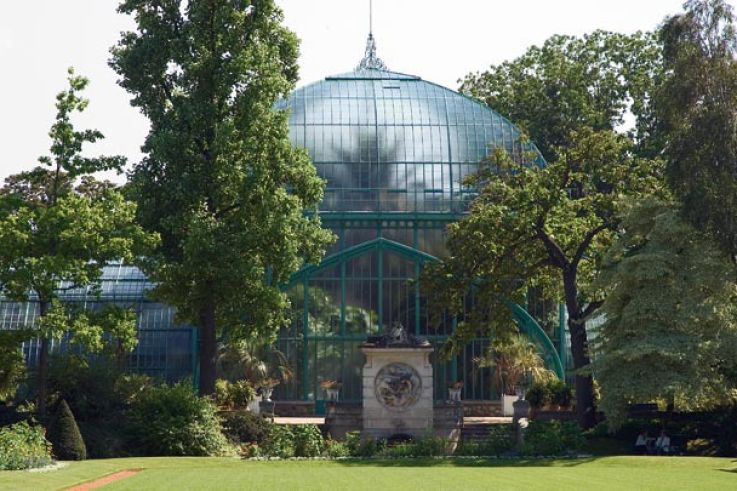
[45,359,152,459]
[47,399,86,461]
[381,437,448,458]
[526,383,553,409]
[126,383,229,457]
[657,0,737,257]
[215,379,256,409]
[323,439,350,458]
[460,30,664,160]
[0,68,157,415]
[221,411,272,445]
[455,425,514,456]
[0,330,31,402]
[216,339,293,388]
[0,421,52,470]
[593,199,737,429]
[292,424,325,457]
[523,420,584,456]
[423,130,662,428]
[261,424,295,458]
[343,431,386,457]
[551,381,573,408]
[112,0,334,395]
[477,334,555,395]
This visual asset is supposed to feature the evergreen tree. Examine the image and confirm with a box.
[47,399,87,461]
[594,198,737,428]
[110,0,333,395]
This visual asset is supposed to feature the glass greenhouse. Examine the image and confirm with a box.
[1,37,565,410]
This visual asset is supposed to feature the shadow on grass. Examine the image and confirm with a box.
[717,460,737,473]
[334,457,599,468]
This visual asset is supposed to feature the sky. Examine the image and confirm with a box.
[0,0,712,182]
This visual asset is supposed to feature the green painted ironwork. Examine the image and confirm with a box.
[506,301,565,379]
[286,238,566,402]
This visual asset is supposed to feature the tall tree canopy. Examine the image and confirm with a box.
[593,198,737,428]
[111,0,333,395]
[460,30,664,160]
[658,0,737,258]
[0,69,156,416]
[423,130,662,428]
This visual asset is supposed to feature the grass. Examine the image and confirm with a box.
[1,456,735,491]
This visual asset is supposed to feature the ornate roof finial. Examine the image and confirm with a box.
[357,0,387,70]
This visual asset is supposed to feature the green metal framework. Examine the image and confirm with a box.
[272,61,562,406]
[278,233,564,404]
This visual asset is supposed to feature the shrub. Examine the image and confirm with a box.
[411,436,448,456]
[126,382,229,456]
[383,436,448,457]
[454,441,481,456]
[0,421,52,470]
[261,424,294,458]
[221,411,272,444]
[215,379,256,409]
[523,420,583,456]
[324,439,350,458]
[292,424,325,457]
[486,424,514,455]
[550,380,573,408]
[559,421,586,451]
[344,431,362,456]
[47,399,87,461]
[526,383,552,409]
[344,431,384,457]
[47,355,119,422]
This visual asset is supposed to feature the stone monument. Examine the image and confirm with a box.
[361,323,434,439]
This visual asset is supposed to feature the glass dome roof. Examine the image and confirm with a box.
[280,64,544,215]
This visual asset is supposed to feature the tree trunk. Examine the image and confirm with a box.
[568,316,597,429]
[198,297,217,397]
[36,300,50,419]
[562,268,597,430]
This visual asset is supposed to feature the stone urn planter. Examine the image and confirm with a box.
[502,394,519,416]
[447,382,463,402]
[320,380,342,402]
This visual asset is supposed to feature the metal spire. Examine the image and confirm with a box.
[357,0,387,70]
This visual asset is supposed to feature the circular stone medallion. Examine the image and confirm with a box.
[374,362,422,411]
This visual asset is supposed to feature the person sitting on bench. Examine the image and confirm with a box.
[635,430,649,455]
[655,430,671,455]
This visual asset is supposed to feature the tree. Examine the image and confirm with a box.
[423,129,662,428]
[657,0,737,259]
[0,331,29,402]
[47,399,87,461]
[110,1,334,395]
[460,30,664,160]
[0,69,157,417]
[593,198,737,428]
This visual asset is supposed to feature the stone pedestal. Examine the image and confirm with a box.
[361,346,434,439]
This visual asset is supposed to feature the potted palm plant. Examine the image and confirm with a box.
[476,334,555,416]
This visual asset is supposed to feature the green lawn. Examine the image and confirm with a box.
[1,456,735,491]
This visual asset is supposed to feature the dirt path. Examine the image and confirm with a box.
[65,469,142,490]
